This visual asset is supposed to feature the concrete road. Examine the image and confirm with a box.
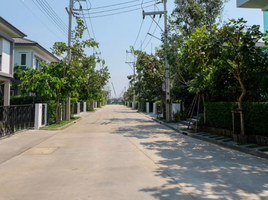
[0,105,267,200]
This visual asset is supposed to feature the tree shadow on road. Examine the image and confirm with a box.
[110,118,268,200]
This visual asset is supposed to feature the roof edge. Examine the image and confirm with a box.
[0,16,27,38]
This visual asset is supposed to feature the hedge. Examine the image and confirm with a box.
[86,100,91,111]
[205,102,268,136]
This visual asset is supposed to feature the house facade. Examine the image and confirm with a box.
[237,0,268,32]
[14,38,59,70]
[0,17,26,105]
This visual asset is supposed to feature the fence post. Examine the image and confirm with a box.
[146,102,150,113]
[44,103,47,126]
[77,102,80,114]
[35,104,42,129]
[84,102,86,112]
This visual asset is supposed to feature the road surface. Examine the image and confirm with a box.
[0,105,267,200]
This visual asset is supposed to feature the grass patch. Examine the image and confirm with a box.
[181,128,195,133]
[41,117,80,129]
[87,110,96,112]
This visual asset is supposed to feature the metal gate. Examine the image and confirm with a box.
[0,104,34,138]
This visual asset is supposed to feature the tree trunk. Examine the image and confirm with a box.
[56,100,61,124]
[90,98,94,111]
[237,76,246,135]
[202,94,206,125]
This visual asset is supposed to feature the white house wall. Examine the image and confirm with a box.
[14,47,32,68]
[1,39,11,74]
[15,47,53,69]
[33,51,50,69]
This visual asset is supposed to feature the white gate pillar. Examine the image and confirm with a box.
[34,103,42,129]
[83,102,87,112]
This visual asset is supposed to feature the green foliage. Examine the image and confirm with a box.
[205,102,268,136]
[86,100,91,111]
[71,98,78,105]
[41,117,80,129]
[127,51,165,104]
[47,100,57,125]
[243,103,268,136]
[173,111,181,122]
[0,96,37,105]
[172,0,227,37]
[205,102,237,130]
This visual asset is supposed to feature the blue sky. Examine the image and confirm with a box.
[0,0,264,97]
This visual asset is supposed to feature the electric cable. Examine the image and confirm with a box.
[143,17,161,50]
[37,0,68,33]
[84,4,155,19]
[41,0,68,30]
[20,0,65,41]
[90,0,139,10]
[133,19,144,48]
[85,0,102,60]
[33,0,68,36]
[84,0,155,15]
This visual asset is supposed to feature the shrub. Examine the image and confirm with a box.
[47,100,57,125]
[205,102,268,136]
[86,100,91,111]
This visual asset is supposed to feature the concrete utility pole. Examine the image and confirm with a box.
[143,0,171,121]
[126,50,136,110]
[65,0,74,121]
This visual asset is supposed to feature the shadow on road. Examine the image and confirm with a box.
[109,115,268,200]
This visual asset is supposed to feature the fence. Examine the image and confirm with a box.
[0,104,34,138]
[80,102,84,113]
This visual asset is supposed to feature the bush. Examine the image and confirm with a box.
[86,100,91,111]
[205,102,268,136]
[205,102,237,130]
[47,100,57,125]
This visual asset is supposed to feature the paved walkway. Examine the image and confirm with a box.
[0,105,268,200]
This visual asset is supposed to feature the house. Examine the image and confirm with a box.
[12,35,59,96]
[0,17,26,105]
[237,0,268,32]
[14,38,59,70]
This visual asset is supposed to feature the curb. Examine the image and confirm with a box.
[41,117,83,131]
[141,112,268,160]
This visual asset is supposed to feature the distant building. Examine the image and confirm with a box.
[237,0,268,32]
[0,16,26,105]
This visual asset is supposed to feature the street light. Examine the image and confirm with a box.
[147,33,161,41]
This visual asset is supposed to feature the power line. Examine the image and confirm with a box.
[84,0,155,15]
[37,0,68,33]
[90,0,139,10]
[33,0,68,36]
[85,0,102,60]
[149,15,163,32]
[41,0,68,30]
[138,17,154,50]
[84,4,155,19]
[143,17,161,50]
[20,0,64,41]
[133,19,144,47]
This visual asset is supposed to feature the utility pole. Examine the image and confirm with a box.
[65,0,74,121]
[126,50,136,110]
[143,0,171,121]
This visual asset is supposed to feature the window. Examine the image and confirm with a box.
[21,54,26,66]
[36,59,40,70]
